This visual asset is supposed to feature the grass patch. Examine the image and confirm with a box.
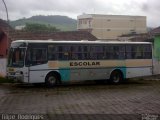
[0,77,14,83]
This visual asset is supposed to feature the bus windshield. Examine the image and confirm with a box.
[8,48,26,67]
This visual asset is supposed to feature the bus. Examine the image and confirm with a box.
[7,40,153,86]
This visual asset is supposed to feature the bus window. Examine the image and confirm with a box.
[126,45,132,59]
[89,46,97,59]
[70,46,79,60]
[26,48,47,66]
[82,46,89,60]
[105,45,125,60]
[90,46,105,60]
[117,45,125,59]
[70,45,83,60]
[143,44,152,59]
[126,44,152,59]
[134,45,143,59]
[48,45,58,60]
[58,46,70,60]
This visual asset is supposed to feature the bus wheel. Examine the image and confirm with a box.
[45,74,58,87]
[110,70,123,84]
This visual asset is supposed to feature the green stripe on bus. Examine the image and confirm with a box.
[116,67,126,79]
[59,69,70,81]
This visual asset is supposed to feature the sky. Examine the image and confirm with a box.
[0,0,160,27]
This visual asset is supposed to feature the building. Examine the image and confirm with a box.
[0,19,11,77]
[118,33,153,42]
[149,27,160,74]
[10,30,97,42]
[0,19,11,58]
[77,14,147,40]
[15,25,25,30]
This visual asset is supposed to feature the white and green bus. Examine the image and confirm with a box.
[7,40,153,86]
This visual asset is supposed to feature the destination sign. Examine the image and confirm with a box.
[70,61,100,66]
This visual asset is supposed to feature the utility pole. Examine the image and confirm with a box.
[1,0,9,58]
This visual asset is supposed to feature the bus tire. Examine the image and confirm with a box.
[109,70,123,84]
[45,73,58,87]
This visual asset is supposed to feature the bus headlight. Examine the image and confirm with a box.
[15,71,23,75]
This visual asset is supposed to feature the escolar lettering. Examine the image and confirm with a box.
[70,62,100,66]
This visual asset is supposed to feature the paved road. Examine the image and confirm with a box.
[0,80,160,120]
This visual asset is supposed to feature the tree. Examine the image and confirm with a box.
[23,23,60,32]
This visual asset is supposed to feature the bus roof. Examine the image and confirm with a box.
[12,40,152,45]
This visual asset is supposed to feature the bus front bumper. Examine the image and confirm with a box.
[7,73,24,83]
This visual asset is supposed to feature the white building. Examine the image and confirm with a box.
[77,14,147,40]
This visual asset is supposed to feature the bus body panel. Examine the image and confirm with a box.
[126,67,152,78]
[48,60,126,81]
[29,64,55,83]
[125,59,152,78]
[70,68,110,81]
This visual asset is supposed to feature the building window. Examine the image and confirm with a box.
[88,20,91,27]
[79,20,82,25]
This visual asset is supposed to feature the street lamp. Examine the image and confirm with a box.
[2,0,9,23]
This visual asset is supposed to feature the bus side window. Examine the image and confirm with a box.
[90,46,105,60]
[105,45,118,60]
[70,46,79,60]
[143,44,152,59]
[126,45,139,59]
[26,48,47,66]
[82,46,89,60]
[126,45,132,59]
[33,48,47,64]
[116,45,125,59]
[58,46,70,60]
[48,45,58,60]
[134,45,143,59]
[89,46,97,60]
[97,46,105,60]
[105,45,113,59]
[126,44,152,59]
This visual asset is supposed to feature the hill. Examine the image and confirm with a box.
[10,15,77,31]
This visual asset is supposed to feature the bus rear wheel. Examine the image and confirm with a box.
[109,70,123,84]
[45,74,58,87]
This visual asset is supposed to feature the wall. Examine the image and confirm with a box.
[0,34,7,58]
[154,36,160,60]
[0,29,8,77]
[153,35,160,74]
[91,15,146,40]
[0,58,6,77]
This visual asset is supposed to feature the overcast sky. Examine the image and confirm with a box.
[0,0,159,27]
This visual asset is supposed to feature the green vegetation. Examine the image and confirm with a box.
[0,77,14,83]
[10,15,77,31]
[23,23,60,32]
